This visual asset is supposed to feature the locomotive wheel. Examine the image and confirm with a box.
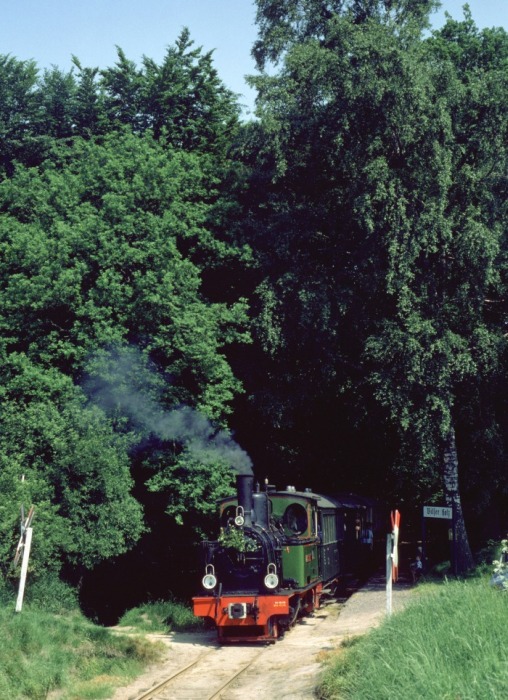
[302,590,315,615]
[286,595,303,628]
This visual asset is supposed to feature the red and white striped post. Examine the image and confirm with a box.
[386,509,401,616]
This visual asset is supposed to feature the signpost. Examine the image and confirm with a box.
[422,504,456,575]
[423,505,453,520]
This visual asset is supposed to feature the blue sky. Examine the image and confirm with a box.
[1,1,506,115]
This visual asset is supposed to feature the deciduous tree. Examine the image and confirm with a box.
[244,0,508,569]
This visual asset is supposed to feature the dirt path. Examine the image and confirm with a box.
[108,574,415,700]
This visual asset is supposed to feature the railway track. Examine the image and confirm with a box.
[125,576,369,700]
[132,645,265,700]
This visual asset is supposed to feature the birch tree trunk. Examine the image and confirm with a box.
[443,426,474,573]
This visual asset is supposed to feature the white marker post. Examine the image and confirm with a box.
[386,533,393,615]
[14,502,35,613]
[15,526,33,613]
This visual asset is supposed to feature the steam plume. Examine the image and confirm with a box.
[84,347,253,474]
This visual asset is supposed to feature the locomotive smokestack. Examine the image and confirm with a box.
[236,474,254,527]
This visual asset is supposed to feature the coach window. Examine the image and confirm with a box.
[322,513,336,544]
[283,503,308,536]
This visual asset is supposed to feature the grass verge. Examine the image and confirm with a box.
[0,603,163,700]
[0,575,202,698]
[317,576,508,700]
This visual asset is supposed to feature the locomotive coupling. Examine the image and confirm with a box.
[223,602,259,619]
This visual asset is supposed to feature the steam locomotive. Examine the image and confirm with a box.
[193,475,382,642]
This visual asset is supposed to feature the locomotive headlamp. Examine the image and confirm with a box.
[264,563,279,590]
[202,564,217,590]
[234,506,245,527]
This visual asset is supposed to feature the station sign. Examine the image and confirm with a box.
[423,505,452,520]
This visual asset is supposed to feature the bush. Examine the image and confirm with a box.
[490,539,508,590]
[24,575,78,613]
[118,599,203,633]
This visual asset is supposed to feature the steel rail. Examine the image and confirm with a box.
[207,650,264,700]
[132,647,264,700]
[133,651,214,700]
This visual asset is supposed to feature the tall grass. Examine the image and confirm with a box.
[318,577,508,700]
[0,573,202,698]
[0,603,163,700]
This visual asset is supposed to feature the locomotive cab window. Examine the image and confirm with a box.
[283,503,308,536]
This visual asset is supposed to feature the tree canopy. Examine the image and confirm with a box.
[0,32,249,580]
[239,1,508,568]
[1,7,507,588]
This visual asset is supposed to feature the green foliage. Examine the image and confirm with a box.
[0,131,249,400]
[36,67,77,139]
[0,603,163,700]
[2,0,508,603]
[0,55,42,176]
[360,16,508,504]
[0,356,145,574]
[0,123,249,571]
[118,599,203,633]
[24,574,79,613]
[81,344,244,530]
[243,1,508,517]
[318,577,508,699]
[252,0,440,69]
[0,30,251,580]
[490,539,508,590]
[218,526,261,552]
[146,453,236,527]
[0,29,240,172]
[133,28,241,154]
